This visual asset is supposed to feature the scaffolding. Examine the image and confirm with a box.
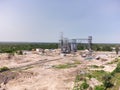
[59,34,92,54]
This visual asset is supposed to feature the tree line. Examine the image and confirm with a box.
[0,42,119,53]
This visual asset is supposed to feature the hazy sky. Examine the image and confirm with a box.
[0,0,120,43]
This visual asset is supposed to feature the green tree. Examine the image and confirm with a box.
[115,46,119,55]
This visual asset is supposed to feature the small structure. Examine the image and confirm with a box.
[22,50,32,55]
[36,48,44,52]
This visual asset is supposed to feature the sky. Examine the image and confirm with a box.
[0,0,120,43]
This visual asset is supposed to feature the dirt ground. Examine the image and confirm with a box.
[0,50,118,90]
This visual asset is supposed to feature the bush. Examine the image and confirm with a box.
[75,74,86,82]
[0,66,10,72]
[90,65,99,68]
[115,46,119,55]
[103,81,113,88]
[87,74,92,79]
[16,50,23,55]
[102,74,112,81]
[80,81,89,89]
[102,74,113,89]
[112,62,120,75]
[114,63,120,73]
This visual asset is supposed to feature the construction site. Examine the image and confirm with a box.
[0,35,119,90]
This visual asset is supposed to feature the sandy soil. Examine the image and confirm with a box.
[0,51,118,90]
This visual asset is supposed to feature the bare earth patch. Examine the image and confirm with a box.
[0,51,118,90]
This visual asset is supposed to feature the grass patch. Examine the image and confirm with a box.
[89,65,104,68]
[73,70,112,90]
[108,73,120,90]
[53,63,77,69]
[90,70,108,82]
[91,70,114,90]
[73,74,88,90]
[107,62,120,90]
[74,60,81,64]
[53,60,80,69]
[73,70,90,90]
[73,66,119,90]
[94,85,105,90]
[0,66,10,72]
[111,61,120,75]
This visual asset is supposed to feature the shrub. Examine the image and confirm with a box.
[80,81,89,89]
[115,46,119,55]
[16,50,23,55]
[102,74,113,89]
[102,74,112,81]
[75,74,86,82]
[90,65,99,68]
[103,80,113,88]
[112,62,120,75]
[87,74,92,79]
[0,66,10,72]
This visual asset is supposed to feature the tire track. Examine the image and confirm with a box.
[10,58,62,71]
